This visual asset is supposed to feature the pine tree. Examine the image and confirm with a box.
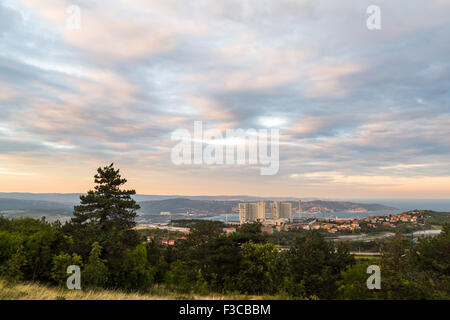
[73,163,140,228]
[65,164,142,263]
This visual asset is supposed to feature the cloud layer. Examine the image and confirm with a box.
[1,0,450,197]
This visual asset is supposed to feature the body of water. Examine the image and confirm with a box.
[353,199,450,212]
[203,199,450,222]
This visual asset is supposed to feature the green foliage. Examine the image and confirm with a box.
[187,220,221,244]
[119,244,155,291]
[378,232,416,299]
[337,262,379,300]
[83,242,108,288]
[0,230,22,266]
[231,222,268,244]
[423,212,450,227]
[164,260,190,293]
[0,217,72,282]
[237,242,284,295]
[194,269,208,295]
[190,236,241,292]
[414,224,450,276]
[287,231,354,299]
[0,245,27,283]
[50,253,82,286]
[145,239,172,283]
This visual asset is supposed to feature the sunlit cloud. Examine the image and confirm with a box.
[0,0,449,197]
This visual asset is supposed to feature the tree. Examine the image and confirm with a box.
[186,220,221,245]
[337,262,380,300]
[194,269,208,295]
[1,217,72,282]
[51,253,83,286]
[145,239,169,283]
[83,242,108,288]
[64,164,142,264]
[287,231,354,299]
[237,241,284,295]
[0,230,22,267]
[119,244,155,291]
[406,224,450,299]
[190,236,242,293]
[174,221,241,292]
[0,245,27,283]
[231,222,268,244]
[379,232,414,299]
[164,260,190,293]
[414,224,450,277]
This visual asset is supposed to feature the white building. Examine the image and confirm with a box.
[270,201,293,221]
[239,201,266,224]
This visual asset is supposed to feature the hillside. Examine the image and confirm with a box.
[139,198,235,214]
[302,200,396,213]
[0,198,73,221]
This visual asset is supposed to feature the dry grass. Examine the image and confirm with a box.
[0,281,274,300]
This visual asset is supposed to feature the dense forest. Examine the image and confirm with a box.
[0,164,449,299]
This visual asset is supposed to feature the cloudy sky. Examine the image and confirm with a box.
[0,0,449,198]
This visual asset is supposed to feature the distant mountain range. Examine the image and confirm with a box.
[0,193,397,221]
[0,192,318,204]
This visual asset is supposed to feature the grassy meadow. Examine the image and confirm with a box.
[0,280,276,300]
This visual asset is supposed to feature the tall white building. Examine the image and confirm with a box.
[270,201,293,221]
[239,201,266,223]
[256,201,266,221]
[270,201,281,219]
[238,203,249,224]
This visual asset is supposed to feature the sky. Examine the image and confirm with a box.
[0,0,450,199]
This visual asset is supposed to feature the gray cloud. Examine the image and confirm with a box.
[1,0,449,195]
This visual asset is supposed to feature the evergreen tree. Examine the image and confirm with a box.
[64,164,142,263]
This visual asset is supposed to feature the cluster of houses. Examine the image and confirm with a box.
[288,220,361,234]
[360,212,419,228]
[292,212,421,233]
[293,212,421,233]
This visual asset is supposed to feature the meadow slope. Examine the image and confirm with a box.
[0,281,274,300]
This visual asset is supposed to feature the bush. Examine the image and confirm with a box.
[237,242,283,295]
[51,253,83,286]
[83,242,108,288]
[0,245,27,283]
[119,244,155,291]
[165,260,190,293]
